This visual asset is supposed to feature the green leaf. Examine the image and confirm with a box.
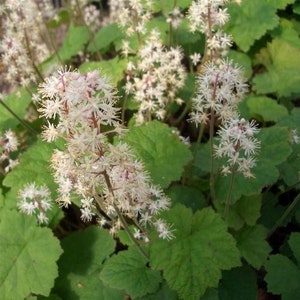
[253,38,300,97]
[136,280,178,300]
[277,108,300,186]
[235,225,271,269]
[166,185,206,212]
[152,0,192,13]
[2,139,62,226]
[123,121,193,188]
[215,195,262,230]
[271,19,300,48]
[150,205,241,299]
[265,254,300,300]
[54,226,120,300]
[214,126,291,203]
[79,57,127,84]
[289,232,300,265]
[219,266,257,300]
[58,23,89,61]
[294,2,300,14]
[241,95,288,123]
[88,23,124,53]
[100,247,162,298]
[0,210,62,299]
[0,88,32,129]
[227,50,252,80]
[266,0,296,9]
[226,0,279,51]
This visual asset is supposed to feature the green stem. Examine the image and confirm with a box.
[223,167,236,220]
[209,109,216,202]
[173,105,189,126]
[24,29,44,82]
[268,193,300,238]
[0,99,38,134]
[74,0,103,61]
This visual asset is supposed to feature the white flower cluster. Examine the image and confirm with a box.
[37,68,173,240]
[190,59,248,125]
[0,0,54,86]
[115,0,153,37]
[83,4,101,32]
[166,7,184,29]
[187,0,232,58]
[0,129,19,174]
[18,183,52,224]
[187,0,260,178]
[214,118,260,178]
[125,30,186,124]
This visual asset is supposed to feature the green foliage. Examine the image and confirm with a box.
[1,1,300,299]
[2,139,63,225]
[123,121,193,188]
[226,0,279,51]
[215,195,262,230]
[218,266,257,300]
[265,253,300,299]
[79,57,127,84]
[100,247,162,298]
[150,205,241,299]
[0,88,32,129]
[235,225,271,269]
[58,23,89,61]
[88,23,124,53]
[54,226,121,300]
[239,95,288,123]
[212,126,291,203]
[0,210,62,299]
[253,38,300,96]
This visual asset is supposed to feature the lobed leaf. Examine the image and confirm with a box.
[123,121,193,188]
[288,232,300,265]
[0,210,62,299]
[226,0,279,51]
[88,23,124,53]
[239,95,288,123]
[58,23,89,61]
[215,195,262,230]
[100,247,162,298]
[253,38,300,97]
[265,254,300,300]
[54,226,120,300]
[79,57,127,84]
[235,225,271,269]
[150,205,241,299]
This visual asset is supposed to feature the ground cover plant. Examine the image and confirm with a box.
[0,0,300,299]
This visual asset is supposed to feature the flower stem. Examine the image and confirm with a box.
[0,99,38,134]
[268,192,300,238]
[209,109,216,202]
[223,167,236,220]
